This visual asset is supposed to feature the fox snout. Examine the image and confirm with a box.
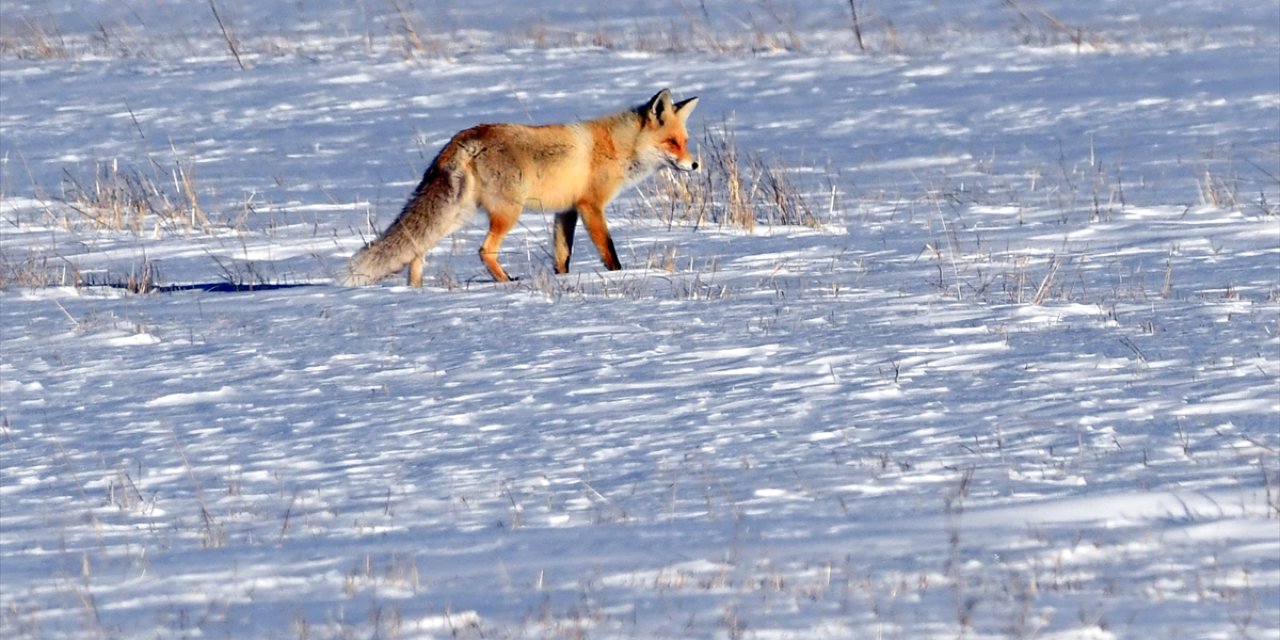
[667,141,699,172]
[673,157,699,172]
[660,138,698,172]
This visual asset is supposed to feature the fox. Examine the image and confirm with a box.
[342,88,700,287]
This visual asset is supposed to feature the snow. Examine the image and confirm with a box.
[2,1,1278,638]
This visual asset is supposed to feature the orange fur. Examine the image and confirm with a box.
[343,89,699,286]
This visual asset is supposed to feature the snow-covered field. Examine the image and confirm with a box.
[2,1,1278,638]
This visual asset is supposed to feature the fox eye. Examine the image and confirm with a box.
[665,137,681,149]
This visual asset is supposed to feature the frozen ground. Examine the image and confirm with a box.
[2,1,1278,638]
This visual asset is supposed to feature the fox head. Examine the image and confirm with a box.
[640,89,700,172]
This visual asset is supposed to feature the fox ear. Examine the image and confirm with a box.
[644,89,675,126]
[673,96,699,123]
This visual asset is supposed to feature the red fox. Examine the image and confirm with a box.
[343,89,700,286]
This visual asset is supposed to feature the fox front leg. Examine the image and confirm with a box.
[576,202,621,272]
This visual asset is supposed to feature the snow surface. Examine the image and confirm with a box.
[2,1,1278,638]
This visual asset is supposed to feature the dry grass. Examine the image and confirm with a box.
[0,18,70,59]
[56,158,207,236]
[0,249,171,293]
[0,252,59,289]
[0,0,1169,64]
[639,121,830,232]
[1002,0,1106,51]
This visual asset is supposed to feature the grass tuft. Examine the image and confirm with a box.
[0,18,69,59]
[56,159,207,236]
[640,121,830,232]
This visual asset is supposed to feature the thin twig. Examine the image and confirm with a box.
[207,0,245,70]
[51,299,82,330]
[848,0,866,51]
[1120,336,1148,363]
[1031,254,1061,305]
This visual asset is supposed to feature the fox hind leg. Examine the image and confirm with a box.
[401,197,475,288]
[479,205,521,282]
[407,255,425,287]
[553,209,579,274]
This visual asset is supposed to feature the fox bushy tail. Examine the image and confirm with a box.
[342,145,473,286]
